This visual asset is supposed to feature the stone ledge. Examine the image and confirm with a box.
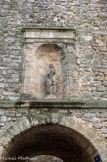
[0,100,107,109]
[21,27,76,33]
[23,27,76,39]
[84,101,107,108]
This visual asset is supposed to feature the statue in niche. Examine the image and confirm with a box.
[46,64,56,98]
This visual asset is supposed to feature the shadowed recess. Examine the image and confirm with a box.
[3,124,97,162]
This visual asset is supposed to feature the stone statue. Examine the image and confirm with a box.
[46,64,56,96]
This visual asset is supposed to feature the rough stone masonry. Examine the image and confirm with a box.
[0,0,107,162]
[0,0,107,101]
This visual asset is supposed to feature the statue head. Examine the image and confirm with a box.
[48,64,54,69]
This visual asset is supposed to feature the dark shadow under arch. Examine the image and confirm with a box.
[3,124,98,162]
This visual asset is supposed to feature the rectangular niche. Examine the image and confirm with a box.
[22,28,80,100]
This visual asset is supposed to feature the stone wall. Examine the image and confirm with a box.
[0,0,107,101]
[0,103,107,161]
[0,0,107,161]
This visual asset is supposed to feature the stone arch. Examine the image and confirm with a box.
[0,116,102,162]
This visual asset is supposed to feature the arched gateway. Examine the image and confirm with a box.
[0,106,103,162]
[1,124,97,162]
[0,0,107,161]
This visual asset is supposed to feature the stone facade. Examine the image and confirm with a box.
[0,0,107,101]
[0,0,107,162]
[0,102,107,161]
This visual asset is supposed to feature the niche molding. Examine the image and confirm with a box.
[22,28,80,100]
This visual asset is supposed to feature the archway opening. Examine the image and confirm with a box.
[27,155,63,162]
[3,124,97,162]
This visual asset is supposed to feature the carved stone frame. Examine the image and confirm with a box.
[22,28,80,100]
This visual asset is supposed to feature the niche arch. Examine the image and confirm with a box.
[34,43,63,99]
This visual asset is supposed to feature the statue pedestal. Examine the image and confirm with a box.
[45,95,56,100]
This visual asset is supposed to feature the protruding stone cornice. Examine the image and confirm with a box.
[0,100,107,109]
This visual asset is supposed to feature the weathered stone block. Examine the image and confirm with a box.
[0,116,7,123]
[103,81,107,86]
[101,128,107,134]
[93,123,103,129]
[0,110,5,116]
